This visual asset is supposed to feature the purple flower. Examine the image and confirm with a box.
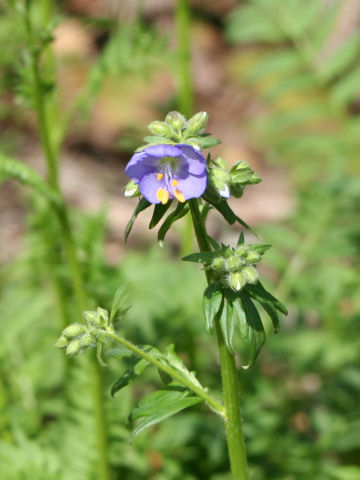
[125,144,207,204]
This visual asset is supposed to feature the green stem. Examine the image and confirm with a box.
[176,0,194,256]
[23,7,110,480]
[188,199,250,480]
[104,330,224,416]
[176,0,193,118]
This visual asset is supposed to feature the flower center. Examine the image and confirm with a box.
[156,156,185,204]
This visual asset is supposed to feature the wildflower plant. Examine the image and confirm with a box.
[56,111,287,479]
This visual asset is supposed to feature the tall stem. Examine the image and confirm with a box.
[23,6,110,480]
[188,199,250,480]
[176,0,193,118]
[176,0,194,256]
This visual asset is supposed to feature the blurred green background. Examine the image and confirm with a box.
[1,0,360,479]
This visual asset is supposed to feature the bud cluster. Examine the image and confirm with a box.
[55,307,110,357]
[211,245,263,292]
[149,111,209,146]
[209,158,261,199]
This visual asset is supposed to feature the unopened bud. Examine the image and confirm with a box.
[83,310,99,326]
[243,266,259,284]
[147,121,174,137]
[66,339,81,357]
[245,250,262,263]
[228,271,246,292]
[230,162,261,185]
[62,323,85,339]
[54,335,69,349]
[211,256,226,270]
[79,333,95,349]
[209,166,230,199]
[186,112,208,135]
[249,173,261,184]
[226,255,243,272]
[97,307,109,326]
[165,111,186,132]
[235,246,248,258]
[214,157,227,170]
[124,180,140,198]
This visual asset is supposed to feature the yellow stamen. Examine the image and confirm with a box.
[174,188,186,203]
[156,188,169,205]
[172,179,178,187]
[157,173,164,181]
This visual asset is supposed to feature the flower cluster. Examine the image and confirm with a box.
[210,244,263,292]
[55,307,110,357]
[208,157,261,199]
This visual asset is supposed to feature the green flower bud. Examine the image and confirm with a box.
[249,173,261,184]
[54,335,69,349]
[66,338,81,357]
[226,255,243,272]
[230,162,261,186]
[147,121,174,137]
[165,111,186,132]
[78,333,95,349]
[83,310,99,326]
[62,323,85,339]
[209,166,230,198]
[243,266,259,284]
[214,157,227,170]
[211,256,226,270]
[124,180,140,198]
[245,250,262,263]
[183,139,201,150]
[97,307,109,326]
[235,245,248,257]
[223,248,233,259]
[185,112,208,135]
[228,271,246,292]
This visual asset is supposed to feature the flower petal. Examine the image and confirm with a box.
[144,144,183,158]
[139,171,165,204]
[177,144,207,175]
[125,152,157,183]
[175,172,207,200]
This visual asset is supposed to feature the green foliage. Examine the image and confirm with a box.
[226,0,360,177]
[0,153,60,204]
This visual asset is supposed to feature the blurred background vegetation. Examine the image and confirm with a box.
[1,0,360,479]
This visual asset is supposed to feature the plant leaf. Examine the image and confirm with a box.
[110,286,130,323]
[182,251,216,264]
[157,202,189,246]
[245,282,288,315]
[149,201,173,229]
[237,292,266,367]
[111,356,149,396]
[125,197,151,242]
[0,154,60,205]
[197,137,221,149]
[259,301,280,333]
[219,296,236,354]
[203,282,223,333]
[130,383,201,439]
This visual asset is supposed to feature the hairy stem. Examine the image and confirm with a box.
[104,330,224,416]
[188,199,250,480]
[23,6,110,480]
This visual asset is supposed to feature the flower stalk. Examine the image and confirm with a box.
[23,5,111,480]
[189,199,250,480]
